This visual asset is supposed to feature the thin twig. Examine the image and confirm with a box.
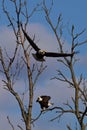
[7,116,15,130]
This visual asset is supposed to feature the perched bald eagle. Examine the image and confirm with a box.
[21,26,74,61]
[36,95,53,111]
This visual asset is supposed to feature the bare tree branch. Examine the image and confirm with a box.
[17,125,24,130]
[67,125,72,130]
[7,116,15,130]
[31,111,43,124]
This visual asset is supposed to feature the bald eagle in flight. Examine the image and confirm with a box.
[36,95,53,111]
[21,26,74,61]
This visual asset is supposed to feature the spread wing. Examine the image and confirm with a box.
[45,52,73,57]
[21,26,40,51]
[41,96,51,102]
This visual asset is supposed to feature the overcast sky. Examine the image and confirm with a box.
[0,0,87,130]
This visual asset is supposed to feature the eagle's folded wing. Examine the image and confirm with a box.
[41,96,51,102]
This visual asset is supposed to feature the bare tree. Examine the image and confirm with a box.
[42,0,87,130]
[1,0,87,130]
[0,0,46,130]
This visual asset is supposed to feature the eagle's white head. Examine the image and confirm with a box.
[36,96,43,102]
[38,50,46,55]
